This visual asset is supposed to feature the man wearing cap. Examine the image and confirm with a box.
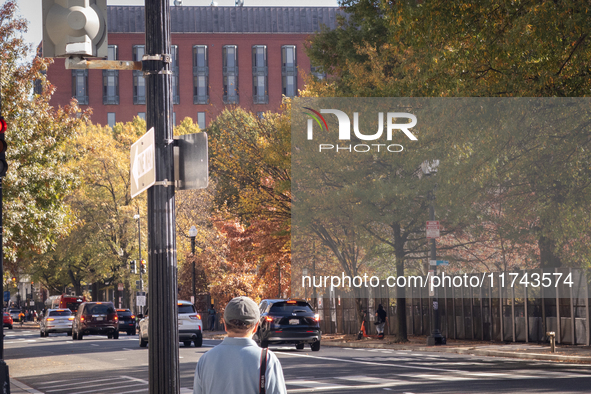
[193,296,287,394]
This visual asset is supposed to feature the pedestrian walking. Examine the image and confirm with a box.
[207,305,216,331]
[375,304,387,338]
[193,296,287,394]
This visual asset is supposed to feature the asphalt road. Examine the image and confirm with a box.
[5,329,591,393]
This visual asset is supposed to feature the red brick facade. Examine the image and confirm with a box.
[47,32,316,127]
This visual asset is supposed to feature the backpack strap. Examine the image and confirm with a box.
[259,348,268,394]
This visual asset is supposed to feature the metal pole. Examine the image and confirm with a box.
[191,236,196,304]
[0,178,9,385]
[427,201,444,345]
[137,207,143,314]
[278,262,281,298]
[145,1,179,393]
[0,83,9,386]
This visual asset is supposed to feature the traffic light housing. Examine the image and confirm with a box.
[0,116,7,177]
[42,0,108,58]
[140,260,146,274]
[130,260,137,274]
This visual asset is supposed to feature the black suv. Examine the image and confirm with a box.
[72,302,119,340]
[255,299,321,351]
[117,309,136,335]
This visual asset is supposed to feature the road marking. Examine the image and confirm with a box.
[284,352,463,373]
[114,358,127,361]
[337,376,401,384]
[10,378,44,394]
[287,379,348,389]
[120,376,149,384]
[68,383,147,394]
[90,344,99,347]
[40,377,125,390]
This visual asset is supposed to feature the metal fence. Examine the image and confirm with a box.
[316,269,590,345]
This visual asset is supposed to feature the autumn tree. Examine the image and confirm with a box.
[0,1,86,278]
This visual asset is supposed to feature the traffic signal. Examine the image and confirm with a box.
[130,260,137,274]
[0,115,7,177]
[140,260,146,274]
[42,0,108,58]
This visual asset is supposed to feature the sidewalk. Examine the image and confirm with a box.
[321,334,591,364]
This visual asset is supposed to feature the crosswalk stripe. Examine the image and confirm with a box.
[286,379,348,389]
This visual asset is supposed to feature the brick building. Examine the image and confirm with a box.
[45,6,340,128]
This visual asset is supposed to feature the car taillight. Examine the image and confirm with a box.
[265,316,273,322]
[114,316,118,320]
[68,317,75,321]
[131,315,135,320]
[47,318,55,321]
[188,314,200,320]
[314,313,320,322]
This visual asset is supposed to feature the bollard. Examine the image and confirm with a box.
[546,331,555,353]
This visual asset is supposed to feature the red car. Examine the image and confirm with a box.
[3,312,13,329]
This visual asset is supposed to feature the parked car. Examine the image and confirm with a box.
[116,309,136,335]
[8,309,20,321]
[40,309,73,337]
[72,302,119,340]
[138,300,202,348]
[3,313,13,329]
[254,299,321,351]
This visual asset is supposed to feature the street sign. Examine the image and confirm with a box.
[3,291,9,302]
[137,291,146,307]
[174,132,208,190]
[118,283,124,291]
[30,301,34,306]
[426,220,440,239]
[429,260,449,266]
[130,127,156,198]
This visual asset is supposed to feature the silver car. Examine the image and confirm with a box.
[138,300,203,348]
[40,309,74,337]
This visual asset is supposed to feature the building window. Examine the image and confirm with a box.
[282,45,297,97]
[171,45,179,104]
[310,65,326,80]
[133,45,146,105]
[103,45,119,105]
[107,113,116,127]
[252,45,268,105]
[138,112,146,120]
[197,112,206,129]
[72,69,88,105]
[193,45,209,104]
[223,45,239,104]
[256,111,264,120]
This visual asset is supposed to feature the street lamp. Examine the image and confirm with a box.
[422,160,445,346]
[189,225,198,305]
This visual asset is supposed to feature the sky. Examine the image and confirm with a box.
[17,0,340,48]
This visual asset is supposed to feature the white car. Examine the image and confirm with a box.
[138,300,203,347]
[40,309,74,337]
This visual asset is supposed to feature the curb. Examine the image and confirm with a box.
[322,340,591,364]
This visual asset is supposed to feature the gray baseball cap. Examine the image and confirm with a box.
[224,296,259,324]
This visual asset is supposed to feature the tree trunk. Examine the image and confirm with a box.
[396,258,407,341]
[539,235,561,269]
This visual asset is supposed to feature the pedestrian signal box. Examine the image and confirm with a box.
[42,0,108,58]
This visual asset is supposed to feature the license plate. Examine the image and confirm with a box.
[289,319,299,325]
[96,317,104,321]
